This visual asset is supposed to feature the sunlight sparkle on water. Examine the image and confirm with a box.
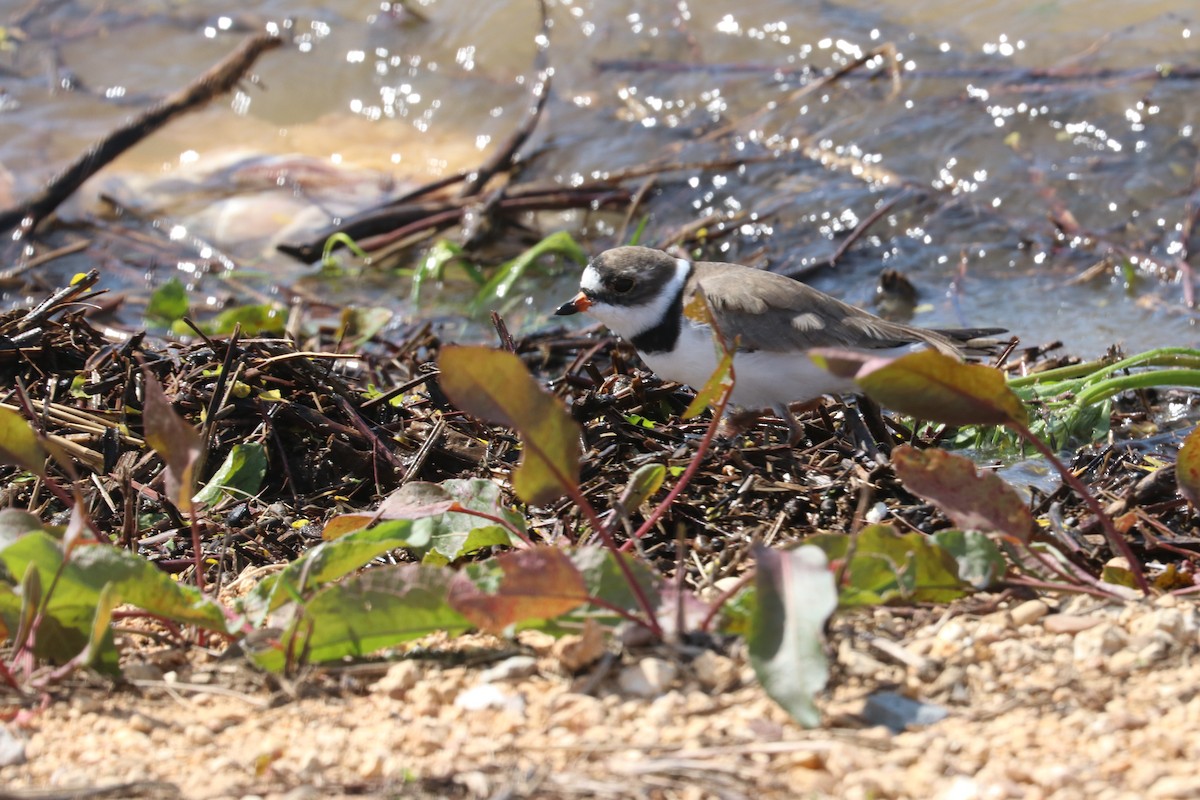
[716,15,740,35]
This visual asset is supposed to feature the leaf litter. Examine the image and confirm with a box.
[0,270,1198,796]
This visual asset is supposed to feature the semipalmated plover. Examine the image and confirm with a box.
[556,246,1002,438]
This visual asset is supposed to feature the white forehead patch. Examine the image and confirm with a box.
[580,264,603,293]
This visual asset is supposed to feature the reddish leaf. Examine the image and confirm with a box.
[1179,425,1200,508]
[321,514,374,541]
[809,348,1028,427]
[449,546,587,634]
[141,372,202,514]
[892,446,1033,543]
[438,346,581,505]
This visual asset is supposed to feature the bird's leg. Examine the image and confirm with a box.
[854,395,895,456]
[776,399,824,446]
[838,401,882,460]
[774,403,807,447]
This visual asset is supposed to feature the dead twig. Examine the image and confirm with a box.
[0,32,283,236]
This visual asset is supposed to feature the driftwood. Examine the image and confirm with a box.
[0,32,282,237]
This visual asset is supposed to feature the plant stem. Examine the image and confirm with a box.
[1010,421,1150,594]
[1074,369,1200,406]
[563,481,663,637]
[698,570,755,633]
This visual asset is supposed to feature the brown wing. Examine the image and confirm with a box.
[691,263,960,355]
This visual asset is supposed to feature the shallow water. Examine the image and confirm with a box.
[0,0,1197,356]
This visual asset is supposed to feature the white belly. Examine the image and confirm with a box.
[640,322,907,410]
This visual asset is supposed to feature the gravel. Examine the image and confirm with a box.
[2,594,1198,799]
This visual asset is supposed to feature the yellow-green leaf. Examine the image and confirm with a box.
[0,406,46,478]
[438,345,581,505]
[810,348,1028,427]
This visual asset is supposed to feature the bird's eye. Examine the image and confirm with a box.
[610,276,635,294]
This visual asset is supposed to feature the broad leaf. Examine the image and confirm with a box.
[146,278,189,323]
[748,545,837,728]
[807,524,969,605]
[616,463,666,511]
[0,406,46,478]
[194,442,267,506]
[570,546,662,619]
[438,346,581,505]
[0,529,228,669]
[892,445,1033,542]
[249,564,474,672]
[324,479,523,561]
[1178,425,1200,507]
[451,547,588,634]
[203,303,287,336]
[241,519,429,625]
[931,530,1007,589]
[809,348,1028,427]
[142,372,202,514]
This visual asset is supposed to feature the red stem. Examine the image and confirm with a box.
[1010,421,1150,594]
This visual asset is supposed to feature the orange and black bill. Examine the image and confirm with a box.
[555,291,592,316]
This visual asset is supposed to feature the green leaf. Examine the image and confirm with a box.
[194,442,267,506]
[748,545,837,728]
[338,307,393,348]
[0,508,46,552]
[617,463,666,511]
[807,525,970,605]
[0,406,47,478]
[376,478,523,560]
[438,345,582,505]
[469,231,587,315]
[202,303,287,336]
[892,445,1033,542]
[0,529,228,668]
[931,530,1007,589]
[412,239,467,301]
[248,564,474,672]
[858,524,967,603]
[141,372,202,514]
[809,348,1028,427]
[570,546,662,620]
[451,547,588,634]
[240,519,429,625]
[1178,425,1200,508]
[146,278,189,323]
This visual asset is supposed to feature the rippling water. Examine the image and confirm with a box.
[0,0,1196,355]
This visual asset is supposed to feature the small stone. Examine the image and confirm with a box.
[0,725,25,768]
[518,630,558,655]
[1074,622,1128,665]
[1010,599,1050,627]
[454,683,526,715]
[1148,775,1200,798]
[929,620,970,658]
[358,752,385,779]
[839,640,890,678]
[371,660,423,698]
[692,651,738,692]
[618,658,678,698]
[127,713,158,734]
[861,691,948,732]
[478,655,537,683]
[1108,650,1140,676]
[552,618,607,673]
[1131,608,1185,640]
[122,662,165,682]
[1044,614,1103,635]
